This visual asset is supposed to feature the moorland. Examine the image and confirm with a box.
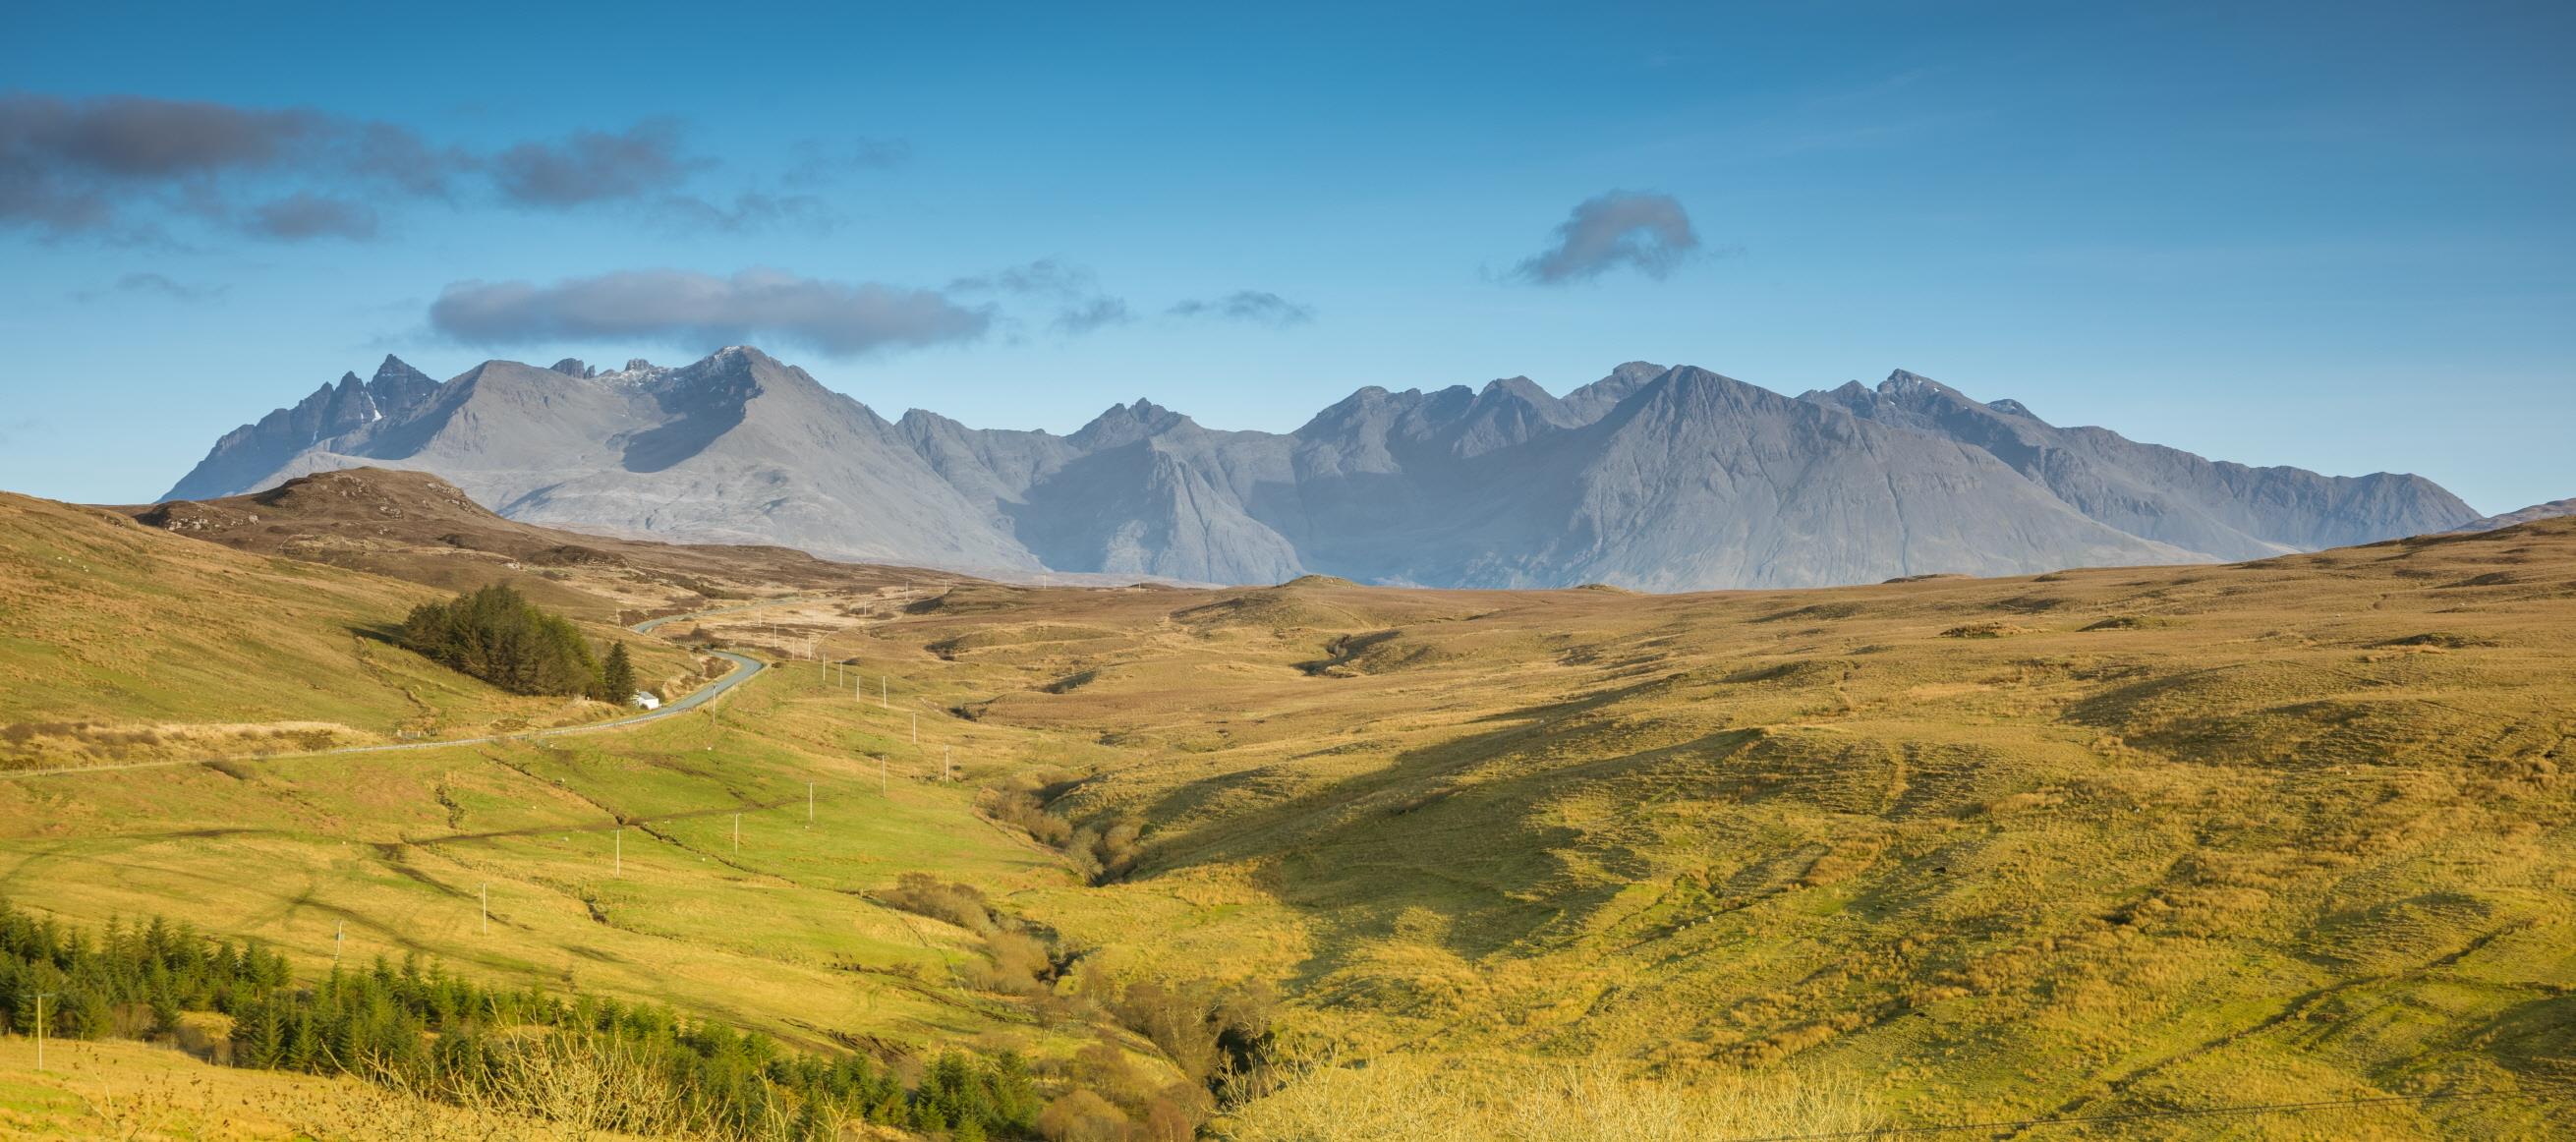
[0,468,2569,1139]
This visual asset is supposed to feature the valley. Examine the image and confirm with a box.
[1,469,2569,1138]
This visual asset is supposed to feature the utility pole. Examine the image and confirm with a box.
[614,827,622,877]
[881,676,889,709]
[733,812,741,855]
[910,713,918,744]
[879,756,887,795]
[333,920,344,968]
[943,745,952,782]
[32,992,52,1072]
[808,781,816,825]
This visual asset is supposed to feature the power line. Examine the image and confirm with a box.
[1723,1082,2576,1141]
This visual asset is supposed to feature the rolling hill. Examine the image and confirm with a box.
[0,486,707,770]
[2,475,2568,1139]
[125,466,955,624]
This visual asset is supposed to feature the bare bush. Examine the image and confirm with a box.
[1038,1088,1131,1142]
[880,872,998,934]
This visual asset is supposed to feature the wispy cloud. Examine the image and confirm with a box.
[72,271,227,302]
[950,258,1132,337]
[1508,191,1705,284]
[783,136,911,187]
[650,190,832,235]
[427,268,993,358]
[1168,290,1315,326]
[1053,296,1133,334]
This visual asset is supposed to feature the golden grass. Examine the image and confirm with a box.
[4,488,2574,1139]
[0,1037,655,1141]
[1215,1053,1881,1141]
[0,490,700,767]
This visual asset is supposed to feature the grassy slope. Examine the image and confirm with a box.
[2,485,2571,1138]
[0,501,1135,1082]
[867,523,2576,1138]
[0,1036,663,1140]
[0,490,697,768]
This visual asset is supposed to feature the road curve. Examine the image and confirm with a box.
[1,600,797,780]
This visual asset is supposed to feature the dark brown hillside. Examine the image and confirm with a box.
[126,467,964,621]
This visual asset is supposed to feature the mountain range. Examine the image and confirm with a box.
[162,347,2483,590]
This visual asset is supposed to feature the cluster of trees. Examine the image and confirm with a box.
[0,900,1050,1140]
[399,585,638,704]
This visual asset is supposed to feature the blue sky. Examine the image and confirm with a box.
[2,0,2568,512]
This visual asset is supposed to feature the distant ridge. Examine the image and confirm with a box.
[163,348,2482,590]
[1799,370,2477,558]
[2452,497,2576,533]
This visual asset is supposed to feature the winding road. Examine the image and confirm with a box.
[1,600,801,780]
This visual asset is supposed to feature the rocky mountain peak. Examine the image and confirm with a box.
[547,358,598,378]
[165,350,2485,590]
[370,355,431,386]
[1879,369,1953,397]
[1069,398,1191,451]
[896,407,964,432]
[1479,376,1554,404]
[1560,360,1672,424]
[1644,365,1773,411]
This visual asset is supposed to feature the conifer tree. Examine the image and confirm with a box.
[601,642,638,705]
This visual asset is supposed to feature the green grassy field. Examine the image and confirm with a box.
[0,491,704,769]
[1,488,2571,1139]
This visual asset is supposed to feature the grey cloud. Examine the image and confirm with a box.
[783,137,910,187]
[0,93,447,239]
[74,271,226,302]
[429,268,993,358]
[1510,191,1702,284]
[1168,290,1315,326]
[347,122,468,198]
[1,93,749,240]
[246,193,377,240]
[489,118,709,206]
[1,94,319,178]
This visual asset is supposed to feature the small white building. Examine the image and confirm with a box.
[633,692,662,711]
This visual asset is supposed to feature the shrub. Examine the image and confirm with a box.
[880,873,997,935]
[1109,976,1277,1089]
[1037,1088,1128,1142]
